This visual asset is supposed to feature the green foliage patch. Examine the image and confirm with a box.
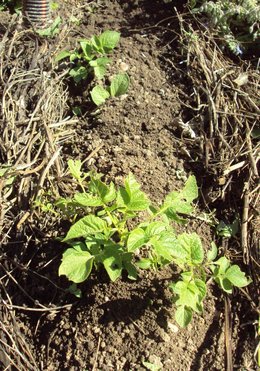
[190,0,260,55]
[41,160,251,328]
[55,30,129,105]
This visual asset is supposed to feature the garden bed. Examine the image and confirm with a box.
[0,1,259,370]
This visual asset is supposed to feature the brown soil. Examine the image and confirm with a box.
[0,1,258,370]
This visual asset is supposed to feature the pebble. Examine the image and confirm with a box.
[167,321,179,333]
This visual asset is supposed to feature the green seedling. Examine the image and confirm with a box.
[57,160,198,283]
[47,159,250,327]
[37,16,62,38]
[55,30,129,105]
[169,241,251,327]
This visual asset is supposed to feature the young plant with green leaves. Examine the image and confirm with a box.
[55,30,129,105]
[169,240,251,327]
[53,159,250,327]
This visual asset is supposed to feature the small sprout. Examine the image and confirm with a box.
[55,30,129,104]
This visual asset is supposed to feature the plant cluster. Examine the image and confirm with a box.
[190,0,260,55]
[55,30,129,105]
[49,160,251,327]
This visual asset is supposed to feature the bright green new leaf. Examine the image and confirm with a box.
[215,276,233,294]
[89,178,116,204]
[80,40,93,60]
[214,256,231,274]
[91,35,103,53]
[59,248,94,283]
[110,73,129,97]
[145,221,168,239]
[90,85,110,106]
[89,57,110,79]
[194,279,207,300]
[55,50,71,62]
[136,258,152,269]
[225,265,251,287]
[68,159,82,181]
[117,173,150,211]
[182,175,198,202]
[99,30,120,52]
[161,175,198,219]
[63,215,107,242]
[177,233,204,265]
[127,228,146,252]
[150,232,177,262]
[175,305,193,327]
[74,192,103,207]
[173,280,199,310]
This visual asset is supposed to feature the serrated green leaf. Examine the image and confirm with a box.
[214,256,231,273]
[182,175,198,202]
[150,232,177,262]
[117,173,150,211]
[63,215,107,242]
[90,85,110,106]
[194,279,207,300]
[161,175,198,219]
[174,281,198,309]
[74,192,103,207]
[68,159,82,181]
[225,265,251,287]
[145,221,168,238]
[80,40,93,60]
[136,258,152,269]
[91,35,102,52]
[55,50,71,62]
[177,233,204,265]
[207,241,218,262]
[89,178,116,204]
[127,228,147,252]
[99,30,120,52]
[175,306,193,327]
[110,73,129,97]
[94,66,106,79]
[59,248,94,283]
